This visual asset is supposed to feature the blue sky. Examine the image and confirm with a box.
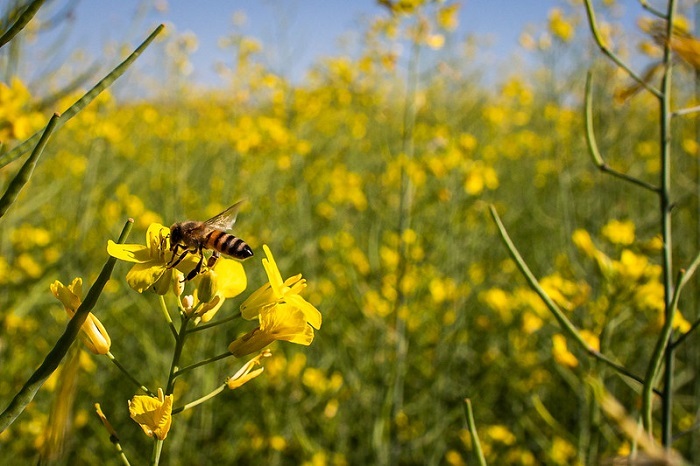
[21,0,648,90]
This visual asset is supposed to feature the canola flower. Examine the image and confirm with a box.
[107,223,199,294]
[51,278,111,355]
[128,388,173,440]
[229,245,321,357]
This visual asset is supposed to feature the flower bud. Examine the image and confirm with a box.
[197,269,218,304]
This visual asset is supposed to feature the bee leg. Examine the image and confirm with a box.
[167,243,185,267]
[168,248,190,269]
[185,250,205,281]
[207,251,220,268]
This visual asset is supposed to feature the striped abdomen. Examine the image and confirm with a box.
[203,229,253,260]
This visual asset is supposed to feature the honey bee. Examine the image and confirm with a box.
[168,201,253,280]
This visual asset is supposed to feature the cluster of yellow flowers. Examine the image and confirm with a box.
[51,223,321,441]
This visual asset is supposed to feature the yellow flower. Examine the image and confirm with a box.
[552,334,578,368]
[601,219,635,246]
[107,223,198,294]
[548,8,574,43]
[226,350,270,389]
[128,388,173,440]
[50,278,111,355]
[228,304,315,357]
[240,245,321,330]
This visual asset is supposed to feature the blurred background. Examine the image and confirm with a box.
[1,0,699,464]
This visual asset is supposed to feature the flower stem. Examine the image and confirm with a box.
[0,218,133,432]
[489,205,660,394]
[158,295,178,340]
[172,383,227,415]
[105,352,154,396]
[151,438,164,466]
[151,313,190,465]
[463,399,487,466]
[173,351,233,380]
[187,311,242,333]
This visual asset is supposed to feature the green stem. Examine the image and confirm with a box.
[642,270,683,436]
[584,72,659,192]
[489,206,659,393]
[0,0,45,48]
[173,351,233,379]
[172,383,227,415]
[114,441,132,466]
[583,0,662,98]
[0,219,133,432]
[463,399,487,466]
[0,24,165,169]
[165,316,189,395]
[669,249,700,350]
[151,314,190,465]
[105,352,154,396]
[158,295,178,340]
[658,0,678,447]
[0,113,60,219]
[187,311,242,333]
[151,438,164,466]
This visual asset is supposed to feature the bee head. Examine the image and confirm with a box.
[169,223,182,249]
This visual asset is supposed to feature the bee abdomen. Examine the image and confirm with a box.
[205,230,254,260]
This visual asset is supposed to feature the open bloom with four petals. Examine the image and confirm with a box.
[229,245,321,357]
[51,278,111,355]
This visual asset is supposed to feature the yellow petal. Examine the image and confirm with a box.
[240,283,275,319]
[146,223,170,256]
[262,245,285,297]
[107,241,153,263]
[286,294,322,330]
[214,258,247,298]
[227,367,264,389]
[228,327,275,357]
[50,279,81,312]
[125,262,168,293]
[128,389,173,440]
[81,313,111,355]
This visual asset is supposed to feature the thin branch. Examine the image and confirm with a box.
[173,351,233,379]
[639,0,668,19]
[463,399,487,466]
[488,205,660,394]
[671,317,700,349]
[668,248,700,349]
[672,104,700,117]
[106,352,154,397]
[0,0,46,48]
[187,311,242,333]
[0,219,133,432]
[0,113,60,219]
[642,270,683,433]
[583,0,662,99]
[172,384,227,415]
[0,24,165,169]
[585,72,660,192]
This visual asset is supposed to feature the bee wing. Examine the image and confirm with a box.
[203,200,244,231]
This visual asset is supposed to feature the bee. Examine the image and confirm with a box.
[168,201,253,280]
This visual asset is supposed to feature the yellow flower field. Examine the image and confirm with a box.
[0,1,698,465]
